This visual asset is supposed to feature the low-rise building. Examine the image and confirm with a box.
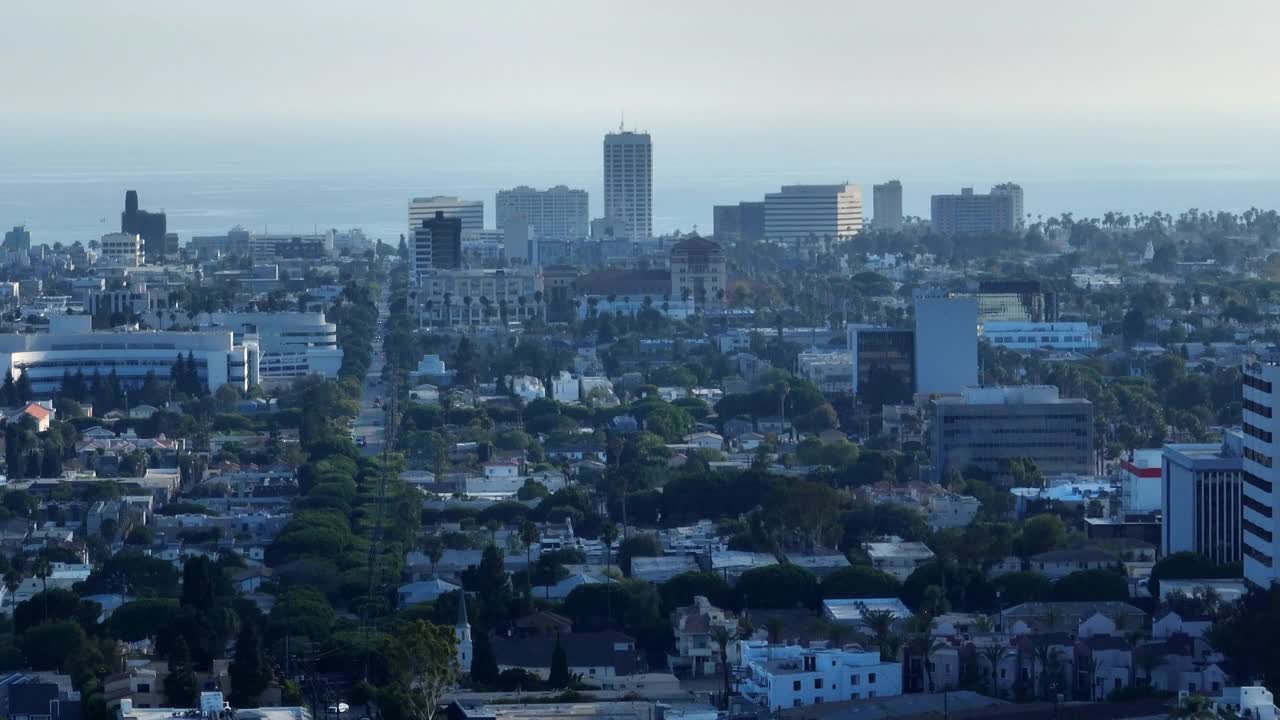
[669,596,740,678]
[737,641,902,712]
[1028,548,1121,581]
[980,321,1099,351]
[862,541,935,581]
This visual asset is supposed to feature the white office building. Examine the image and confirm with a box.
[409,196,483,235]
[99,232,145,267]
[1242,360,1280,588]
[980,321,1099,351]
[203,312,343,381]
[764,184,864,243]
[738,641,902,712]
[914,288,978,395]
[1162,432,1244,565]
[603,130,653,241]
[496,185,589,241]
[0,316,257,394]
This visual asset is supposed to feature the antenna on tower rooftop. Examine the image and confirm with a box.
[620,111,625,132]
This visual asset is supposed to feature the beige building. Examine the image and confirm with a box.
[417,268,543,328]
[669,236,726,308]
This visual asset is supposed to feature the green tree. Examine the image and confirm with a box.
[820,566,901,599]
[164,635,198,706]
[228,621,269,706]
[548,637,570,689]
[469,630,499,687]
[385,620,458,720]
[1018,514,1067,557]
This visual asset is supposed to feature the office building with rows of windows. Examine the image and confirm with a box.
[1242,360,1280,588]
[930,385,1093,481]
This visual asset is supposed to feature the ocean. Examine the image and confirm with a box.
[3,120,1280,247]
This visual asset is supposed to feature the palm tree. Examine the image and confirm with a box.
[765,616,786,645]
[599,522,618,577]
[31,558,51,620]
[3,570,20,624]
[1033,645,1063,700]
[1080,655,1104,701]
[709,625,735,710]
[979,644,1009,698]
[861,608,898,660]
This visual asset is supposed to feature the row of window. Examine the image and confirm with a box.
[1244,422,1274,443]
[1245,373,1274,393]
[1245,447,1274,469]
[1243,518,1274,544]
[1244,541,1274,568]
[790,672,877,692]
[1243,493,1274,518]
[1244,398,1274,418]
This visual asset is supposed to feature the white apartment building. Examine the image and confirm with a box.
[862,541,936,581]
[416,268,543,328]
[99,232,145,267]
[0,316,257,394]
[409,196,483,235]
[764,184,864,243]
[1242,360,1280,588]
[496,185,589,241]
[980,321,1099,351]
[738,641,902,712]
[508,375,545,403]
[603,130,653,241]
[203,311,343,380]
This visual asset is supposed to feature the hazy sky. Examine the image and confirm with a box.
[3,1,1280,237]
[6,0,1279,126]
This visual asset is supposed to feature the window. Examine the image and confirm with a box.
[815,697,824,704]
[869,673,877,683]
[851,692,861,700]
[793,680,802,691]
[137,683,151,693]
[815,679,824,689]
[793,700,802,708]
[869,691,877,698]
[851,675,860,685]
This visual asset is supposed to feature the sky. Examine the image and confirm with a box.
[3,1,1280,237]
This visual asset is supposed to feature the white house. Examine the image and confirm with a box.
[684,432,724,451]
[398,578,461,608]
[550,371,579,403]
[670,596,740,678]
[738,641,903,712]
[508,375,545,403]
[1214,686,1280,720]
[1028,548,1119,580]
[1152,610,1212,639]
[862,541,935,582]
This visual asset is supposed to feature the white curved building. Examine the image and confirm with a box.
[202,312,343,381]
[0,317,257,394]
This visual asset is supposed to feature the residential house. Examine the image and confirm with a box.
[683,432,723,451]
[670,596,740,678]
[398,578,461,608]
[1028,548,1120,581]
[823,598,914,630]
[784,551,851,579]
[735,432,766,451]
[630,555,698,583]
[489,631,638,681]
[1152,610,1212,639]
[722,418,754,440]
[862,541,935,582]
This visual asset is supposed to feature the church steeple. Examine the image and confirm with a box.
[455,591,473,669]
